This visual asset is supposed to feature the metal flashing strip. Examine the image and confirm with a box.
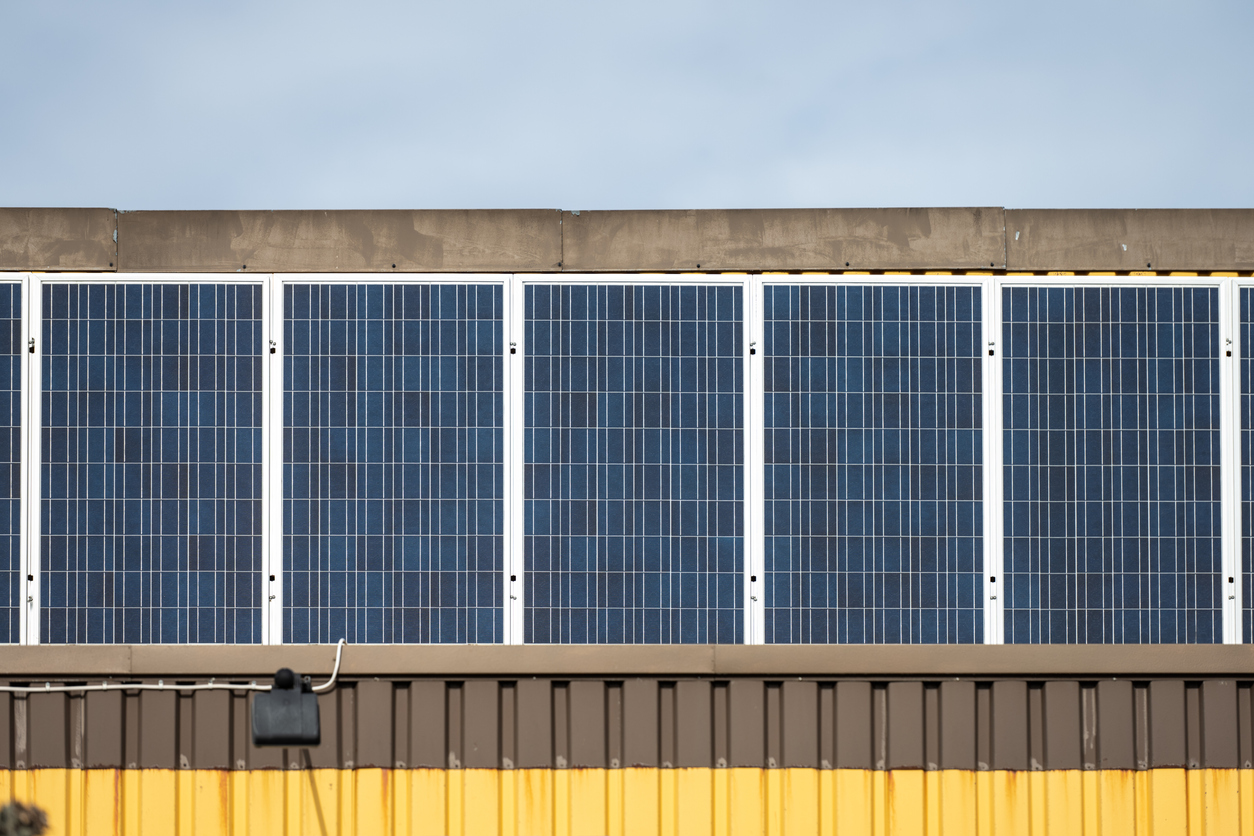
[0,643,1252,678]
[0,638,344,695]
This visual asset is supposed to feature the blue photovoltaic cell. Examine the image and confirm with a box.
[42,283,262,643]
[524,284,743,643]
[284,284,503,643]
[0,284,18,642]
[1243,289,1254,642]
[764,285,983,644]
[1003,286,1221,643]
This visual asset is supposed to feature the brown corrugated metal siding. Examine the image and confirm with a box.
[2,675,1251,772]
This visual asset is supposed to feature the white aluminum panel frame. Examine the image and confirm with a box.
[1218,277,1240,643]
[17,274,35,645]
[982,277,1004,643]
[9,268,1238,647]
[274,273,513,645]
[263,274,281,643]
[746,276,765,643]
[506,274,524,643]
[760,274,991,644]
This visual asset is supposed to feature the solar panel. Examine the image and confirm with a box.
[523,283,743,643]
[763,284,983,643]
[0,282,18,642]
[1242,287,1254,642]
[1002,286,1221,643]
[283,283,504,643]
[41,282,263,643]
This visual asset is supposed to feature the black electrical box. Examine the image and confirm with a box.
[252,668,321,747]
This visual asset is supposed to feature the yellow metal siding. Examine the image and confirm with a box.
[1,767,1249,835]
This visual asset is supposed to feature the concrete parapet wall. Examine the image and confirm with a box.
[3,207,1251,273]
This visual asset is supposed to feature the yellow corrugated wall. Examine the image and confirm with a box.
[1,767,1250,835]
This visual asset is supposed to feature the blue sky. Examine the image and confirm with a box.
[2,0,1251,209]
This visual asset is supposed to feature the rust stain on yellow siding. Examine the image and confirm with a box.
[0,767,1248,835]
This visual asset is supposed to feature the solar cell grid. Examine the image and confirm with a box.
[763,284,984,643]
[0,283,18,642]
[283,282,504,643]
[41,282,263,643]
[1002,285,1222,643]
[524,282,744,643]
[17,275,1245,646]
[1242,287,1254,642]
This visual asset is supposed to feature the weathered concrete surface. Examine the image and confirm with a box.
[1006,208,1254,272]
[4,207,1254,273]
[116,209,562,272]
[0,208,116,271]
[561,208,1007,271]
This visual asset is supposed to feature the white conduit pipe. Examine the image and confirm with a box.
[0,638,347,695]
[311,638,347,693]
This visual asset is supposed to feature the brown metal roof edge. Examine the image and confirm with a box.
[1,644,1252,679]
[3,207,1251,273]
